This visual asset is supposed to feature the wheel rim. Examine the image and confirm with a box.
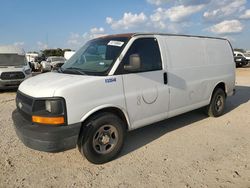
[92,124,119,154]
[215,95,224,112]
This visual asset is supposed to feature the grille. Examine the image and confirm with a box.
[16,91,33,106]
[1,72,25,80]
[16,91,33,121]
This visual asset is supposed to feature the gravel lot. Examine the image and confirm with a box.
[0,68,250,188]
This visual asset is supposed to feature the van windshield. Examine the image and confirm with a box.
[0,54,26,66]
[61,37,129,76]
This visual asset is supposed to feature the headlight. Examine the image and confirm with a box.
[32,98,66,125]
[45,100,64,114]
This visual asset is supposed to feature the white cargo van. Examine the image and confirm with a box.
[12,33,235,164]
[0,46,32,89]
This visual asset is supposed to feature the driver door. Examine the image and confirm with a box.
[116,37,170,129]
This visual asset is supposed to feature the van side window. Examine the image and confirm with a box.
[117,38,162,74]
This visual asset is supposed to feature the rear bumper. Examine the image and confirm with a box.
[12,109,82,152]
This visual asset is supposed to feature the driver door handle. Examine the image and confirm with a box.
[163,72,168,85]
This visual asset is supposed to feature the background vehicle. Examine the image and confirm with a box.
[48,56,66,70]
[244,52,250,64]
[234,51,250,66]
[40,60,52,72]
[40,56,66,72]
[0,45,32,89]
[26,53,38,71]
[64,51,75,60]
[31,54,46,72]
[234,55,247,67]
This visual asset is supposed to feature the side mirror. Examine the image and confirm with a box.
[124,54,141,72]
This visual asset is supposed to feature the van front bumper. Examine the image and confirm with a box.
[12,109,82,152]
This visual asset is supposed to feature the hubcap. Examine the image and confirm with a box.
[100,134,110,145]
[92,125,118,154]
[215,95,224,112]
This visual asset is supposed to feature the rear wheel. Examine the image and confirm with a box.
[78,113,126,164]
[206,88,226,117]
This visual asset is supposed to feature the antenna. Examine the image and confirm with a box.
[46,33,49,49]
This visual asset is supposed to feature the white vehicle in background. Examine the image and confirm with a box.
[0,46,32,89]
[40,60,52,72]
[40,56,66,72]
[64,51,75,60]
[234,51,250,65]
[26,52,38,63]
[26,53,39,71]
[48,56,66,70]
[244,52,250,64]
[12,33,235,164]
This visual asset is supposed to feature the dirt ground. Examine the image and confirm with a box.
[0,68,250,188]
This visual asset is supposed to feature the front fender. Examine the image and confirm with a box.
[80,104,131,130]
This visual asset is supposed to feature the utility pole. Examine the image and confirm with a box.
[46,33,49,49]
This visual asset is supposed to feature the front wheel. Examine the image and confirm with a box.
[206,88,226,117]
[78,113,126,164]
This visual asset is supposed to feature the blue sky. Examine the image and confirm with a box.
[0,0,250,51]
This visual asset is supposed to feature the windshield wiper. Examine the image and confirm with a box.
[61,67,86,75]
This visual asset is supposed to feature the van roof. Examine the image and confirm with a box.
[97,33,227,41]
[0,45,25,55]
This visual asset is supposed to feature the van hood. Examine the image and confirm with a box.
[18,72,95,98]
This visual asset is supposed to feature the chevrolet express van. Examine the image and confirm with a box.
[12,33,235,164]
[0,46,32,89]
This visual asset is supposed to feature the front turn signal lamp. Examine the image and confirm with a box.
[32,98,67,125]
[32,116,65,125]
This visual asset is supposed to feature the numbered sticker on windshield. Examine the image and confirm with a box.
[108,41,124,47]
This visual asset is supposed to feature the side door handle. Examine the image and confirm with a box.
[163,72,168,85]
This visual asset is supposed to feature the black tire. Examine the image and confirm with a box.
[78,112,126,164]
[206,88,226,117]
[242,62,249,68]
